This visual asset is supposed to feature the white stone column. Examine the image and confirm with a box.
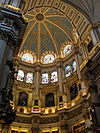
[90,27,100,46]
[81,43,86,59]
[74,45,81,80]
[34,63,41,97]
[56,60,63,93]
[24,72,27,83]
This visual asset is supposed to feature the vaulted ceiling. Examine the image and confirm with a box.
[19,0,95,59]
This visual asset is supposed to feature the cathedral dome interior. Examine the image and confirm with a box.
[0,0,100,133]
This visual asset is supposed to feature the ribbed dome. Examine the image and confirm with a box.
[20,8,73,58]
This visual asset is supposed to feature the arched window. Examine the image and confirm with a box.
[72,61,77,72]
[18,92,28,107]
[64,45,71,56]
[45,93,55,107]
[65,65,71,77]
[22,53,33,64]
[42,73,49,84]
[51,71,58,83]
[17,70,24,81]
[26,72,33,83]
[70,83,78,100]
[44,54,55,64]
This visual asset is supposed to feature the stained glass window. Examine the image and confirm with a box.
[65,65,71,77]
[17,70,24,81]
[72,61,77,72]
[44,54,55,64]
[51,71,58,83]
[22,53,33,63]
[26,72,33,83]
[64,45,71,55]
[42,73,49,84]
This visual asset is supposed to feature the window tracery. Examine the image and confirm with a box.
[22,53,33,64]
[44,54,55,64]
[26,72,33,83]
[17,70,24,81]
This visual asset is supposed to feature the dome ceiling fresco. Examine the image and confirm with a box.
[20,7,74,58]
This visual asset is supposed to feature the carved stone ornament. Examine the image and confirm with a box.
[0,88,16,124]
[0,30,15,51]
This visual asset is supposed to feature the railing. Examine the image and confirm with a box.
[80,43,99,70]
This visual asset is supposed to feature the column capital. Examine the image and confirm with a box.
[56,58,63,68]
[60,121,68,130]
[0,30,15,50]
[73,43,80,53]
[34,63,41,72]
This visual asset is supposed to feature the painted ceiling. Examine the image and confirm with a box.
[20,7,74,58]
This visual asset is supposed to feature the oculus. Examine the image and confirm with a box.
[44,54,55,64]
[22,53,33,64]
[35,13,44,21]
[64,45,71,56]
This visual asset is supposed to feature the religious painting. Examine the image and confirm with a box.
[45,93,55,107]
[70,83,78,100]
[18,92,28,106]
